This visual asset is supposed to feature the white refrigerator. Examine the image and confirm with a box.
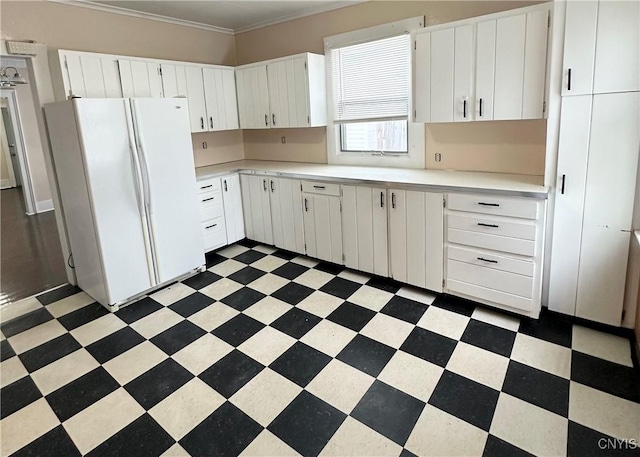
[45,98,205,310]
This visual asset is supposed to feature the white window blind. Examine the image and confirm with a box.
[331,34,410,123]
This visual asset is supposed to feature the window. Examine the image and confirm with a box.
[325,17,424,168]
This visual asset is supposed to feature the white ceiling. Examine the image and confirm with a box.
[81,0,362,33]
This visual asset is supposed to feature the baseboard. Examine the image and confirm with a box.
[35,199,54,213]
[0,178,15,189]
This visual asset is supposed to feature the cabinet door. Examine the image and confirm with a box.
[548,96,592,316]
[270,178,305,254]
[241,174,273,245]
[286,57,309,128]
[303,194,342,264]
[522,8,549,119]
[64,53,122,98]
[429,28,455,123]
[221,174,245,245]
[561,0,598,95]
[160,64,187,98]
[267,61,290,128]
[184,66,208,133]
[118,60,163,98]
[371,188,389,277]
[576,92,640,325]
[390,189,443,291]
[341,186,359,269]
[453,25,474,122]
[475,20,496,121]
[236,67,270,129]
[494,14,526,120]
[593,0,640,94]
[202,68,239,131]
[413,32,431,123]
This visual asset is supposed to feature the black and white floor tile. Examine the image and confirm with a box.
[1,240,639,456]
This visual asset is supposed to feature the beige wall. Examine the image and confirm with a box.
[193,130,245,167]
[236,0,547,174]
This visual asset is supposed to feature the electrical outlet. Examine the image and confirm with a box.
[435,153,442,162]
[202,142,208,149]
[281,136,286,144]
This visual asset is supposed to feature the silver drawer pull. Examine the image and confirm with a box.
[205,224,218,229]
[202,197,214,202]
[478,202,500,207]
[200,184,213,190]
[313,185,326,189]
[477,223,499,228]
[477,257,498,264]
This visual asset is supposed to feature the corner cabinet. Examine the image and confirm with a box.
[413,3,550,123]
[236,53,327,129]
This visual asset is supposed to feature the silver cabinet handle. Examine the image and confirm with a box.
[209,117,213,129]
[561,175,566,194]
[463,99,467,118]
[313,185,325,189]
[265,114,268,126]
[200,184,213,190]
[202,197,214,202]
[380,191,384,208]
[270,180,275,192]
[272,113,276,126]
[478,202,500,207]
[205,223,218,229]
[391,193,396,209]
[263,179,267,192]
[304,198,308,212]
[567,68,572,91]
[477,257,498,264]
[479,98,483,117]
[223,180,228,192]
[200,117,204,129]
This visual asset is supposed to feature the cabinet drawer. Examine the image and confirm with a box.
[447,279,532,312]
[447,245,534,277]
[447,193,539,219]
[198,191,224,221]
[447,259,533,298]
[302,181,340,196]
[448,214,536,240]
[202,217,226,251]
[197,177,221,194]
[448,228,535,257]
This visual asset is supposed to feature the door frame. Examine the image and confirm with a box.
[0,89,36,214]
[0,102,17,188]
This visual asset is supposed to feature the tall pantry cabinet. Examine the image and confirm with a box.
[548,0,640,326]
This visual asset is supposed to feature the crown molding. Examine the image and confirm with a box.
[233,1,367,34]
[48,0,366,36]
[47,0,235,35]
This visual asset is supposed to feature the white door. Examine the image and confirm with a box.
[429,28,455,123]
[453,25,474,122]
[184,66,208,133]
[475,20,496,121]
[494,14,526,120]
[413,32,431,123]
[522,8,549,119]
[236,66,270,129]
[221,174,245,244]
[119,60,163,98]
[548,95,592,316]
[593,0,640,94]
[270,177,305,254]
[268,61,290,128]
[304,194,342,264]
[130,98,204,284]
[282,57,309,128]
[561,0,598,96]
[203,68,239,131]
[71,99,154,304]
[160,64,187,99]
[575,92,640,325]
[243,175,273,245]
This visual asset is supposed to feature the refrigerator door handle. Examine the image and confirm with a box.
[124,112,145,216]
[137,144,153,214]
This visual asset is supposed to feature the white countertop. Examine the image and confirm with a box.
[196,160,548,198]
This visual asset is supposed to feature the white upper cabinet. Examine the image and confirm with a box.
[118,60,164,98]
[236,53,327,129]
[562,0,639,96]
[236,65,271,129]
[59,52,122,99]
[414,3,550,123]
[161,64,239,133]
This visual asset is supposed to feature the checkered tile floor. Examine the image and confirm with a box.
[1,240,639,456]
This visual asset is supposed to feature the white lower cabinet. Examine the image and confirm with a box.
[269,177,305,254]
[342,185,389,277]
[389,189,444,292]
[445,192,546,318]
[302,184,343,265]
[196,177,227,252]
[240,174,273,245]
[221,174,244,245]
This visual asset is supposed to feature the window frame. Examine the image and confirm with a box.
[324,17,425,168]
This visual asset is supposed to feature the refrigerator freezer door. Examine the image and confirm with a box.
[130,98,205,283]
[73,99,155,304]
